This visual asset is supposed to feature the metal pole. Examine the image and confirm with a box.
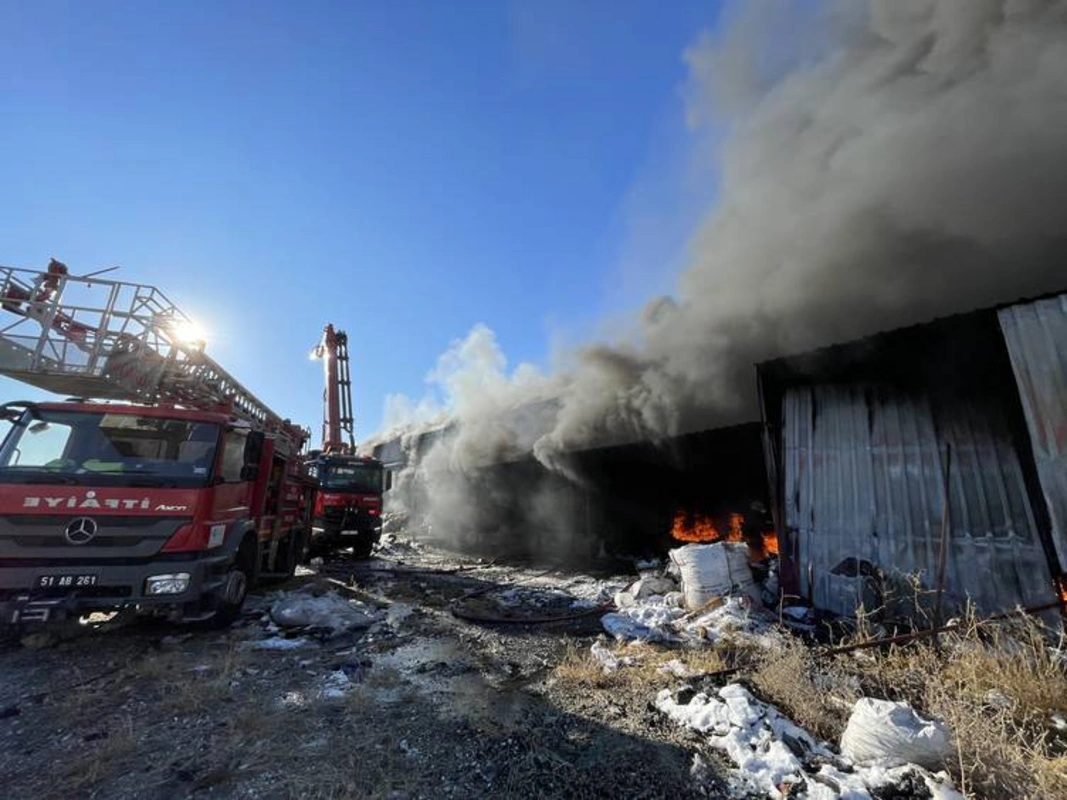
[932,443,953,651]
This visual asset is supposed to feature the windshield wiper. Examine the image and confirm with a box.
[84,469,160,475]
[0,470,80,485]
[81,469,178,487]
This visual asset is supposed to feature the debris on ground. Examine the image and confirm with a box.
[319,669,354,700]
[590,639,633,673]
[840,698,954,771]
[602,591,778,648]
[656,659,695,679]
[269,586,381,637]
[3,529,1054,800]
[656,683,964,799]
[251,635,312,650]
[19,632,58,650]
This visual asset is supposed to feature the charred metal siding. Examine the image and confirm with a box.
[782,383,1056,616]
[999,293,1067,572]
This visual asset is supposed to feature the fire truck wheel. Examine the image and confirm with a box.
[211,537,256,627]
[284,530,307,577]
[350,535,374,560]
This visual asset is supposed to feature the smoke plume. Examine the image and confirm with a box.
[377,0,1067,548]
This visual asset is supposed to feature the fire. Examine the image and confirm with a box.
[670,511,745,544]
[762,531,780,556]
[671,508,781,562]
[748,530,780,562]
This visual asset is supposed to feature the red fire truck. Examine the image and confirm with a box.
[307,324,388,558]
[0,261,315,629]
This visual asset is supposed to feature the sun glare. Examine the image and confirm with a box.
[171,319,208,345]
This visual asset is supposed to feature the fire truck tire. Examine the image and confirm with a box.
[350,535,374,560]
[283,530,308,577]
[211,535,257,628]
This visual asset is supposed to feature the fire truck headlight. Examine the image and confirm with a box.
[145,573,192,595]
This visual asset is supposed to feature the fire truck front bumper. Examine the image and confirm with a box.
[0,553,232,625]
[313,508,383,540]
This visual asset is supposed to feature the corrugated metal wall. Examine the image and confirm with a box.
[783,383,1057,616]
[999,293,1067,573]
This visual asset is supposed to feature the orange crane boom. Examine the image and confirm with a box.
[312,324,354,454]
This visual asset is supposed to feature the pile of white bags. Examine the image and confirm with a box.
[668,542,759,611]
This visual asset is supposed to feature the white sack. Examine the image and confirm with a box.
[840,698,953,770]
[270,590,377,635]
[668,542,758,611]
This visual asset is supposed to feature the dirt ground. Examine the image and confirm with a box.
[0,533,731,800]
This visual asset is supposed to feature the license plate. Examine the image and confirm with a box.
[35,574,98,589]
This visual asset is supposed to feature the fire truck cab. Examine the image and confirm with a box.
[0,400,314,627]
[306,452,388,558]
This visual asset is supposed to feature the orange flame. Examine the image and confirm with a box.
[748,531,780,562]
[671,509,781,562]
[671,510,720,542]
[671,511,746,544]
[761,531,780,556]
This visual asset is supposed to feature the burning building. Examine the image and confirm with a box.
[758,291,1067,619]
[371,418,773,562]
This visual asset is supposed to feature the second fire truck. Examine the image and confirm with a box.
[307,324,388,558]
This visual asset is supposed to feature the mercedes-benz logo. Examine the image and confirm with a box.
[64,517,98,545]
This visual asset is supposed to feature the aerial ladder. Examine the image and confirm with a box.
[0,259,308,453]
[0,259,313,628]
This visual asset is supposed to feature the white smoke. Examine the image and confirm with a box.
[380,0,1067,546]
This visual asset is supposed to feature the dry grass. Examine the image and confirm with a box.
[919,617,1067,799]
[58,714,141,795]
[749,608,1067,800]
[279,728,424,800]
[751,639,857,741]
[153,644,247,716]
[552,639,726,693]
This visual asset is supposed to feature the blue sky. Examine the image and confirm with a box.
[0,0,723,440]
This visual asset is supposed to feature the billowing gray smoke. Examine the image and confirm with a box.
[376,0,1067,550]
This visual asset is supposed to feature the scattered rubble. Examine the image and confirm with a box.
[601,556,779,648]
[590,640,633,674]
[1,531,1057,799]
[656,683,963,800]
[269,586,381,636]
[252,635,312,651]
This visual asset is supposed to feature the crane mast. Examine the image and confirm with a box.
[313,324,354,454]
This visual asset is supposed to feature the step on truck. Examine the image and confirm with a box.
[0,261,315,629]
[307,324,390,558]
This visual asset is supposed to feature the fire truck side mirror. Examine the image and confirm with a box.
[240,464,260,481]
[385,471,393,492]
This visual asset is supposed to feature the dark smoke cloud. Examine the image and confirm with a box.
[377,0,1067,542]
[535,0,1067,461]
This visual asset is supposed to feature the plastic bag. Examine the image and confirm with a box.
[840,698,953,769]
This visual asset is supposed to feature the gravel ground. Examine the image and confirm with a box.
[0,533,730,799]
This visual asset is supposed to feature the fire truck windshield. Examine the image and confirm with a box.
[0,409,219,486]
[319,462,382,493]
